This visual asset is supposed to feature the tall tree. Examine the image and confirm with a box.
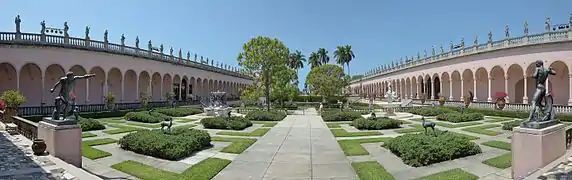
[308,52,320,69]
[333,45,356,75]
[237,36,290,111]
[306,64,346,99]
[317,48,330,64]
[288,50,306,75]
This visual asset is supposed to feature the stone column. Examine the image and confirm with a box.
[473,76,477,101]
[505,76,510,103]
[449,77,453,100]
[523,74,528,104]
[416,82,420,99]
[430,78,435,99]
[487,75,492,102]
[121,79,125,102]
[86,79,90,103]
[569,74,572,105]
[439,78,443,97]
[178,79,182,101]
[460,78,464,100]
[135,78,139,101]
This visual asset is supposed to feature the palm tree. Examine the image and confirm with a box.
[308,52,320,69]
[333,45,356,75]
[288,50,306,74]
[316,48,330,64]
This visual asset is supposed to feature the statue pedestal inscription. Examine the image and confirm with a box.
[37,119,82,168]
[511,124,566,179]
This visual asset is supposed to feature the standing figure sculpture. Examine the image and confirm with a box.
[522,60,557,129]
[15,15,21,33]
[40,20,46,34]
[49,72,95,122]
[63,22,69,37]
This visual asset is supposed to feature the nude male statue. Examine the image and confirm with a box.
[50,71,95,120]
[527,60,556,122]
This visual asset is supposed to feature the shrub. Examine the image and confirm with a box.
[322,111,362,122]
[245,110,286,121]
[384,131,482,167]
[200,116,253,130]
[406,107,455,116]
[352,117,402,130]
[156,108,202,117]
[502,120,523,131]
[78,117,106,131]
[0,90,26,108]
[436,112,484,123]
[118,128,211,160]
[273,102,298,110]
[124,111,164,123]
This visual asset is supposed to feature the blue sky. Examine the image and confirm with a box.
[1,0,571,89]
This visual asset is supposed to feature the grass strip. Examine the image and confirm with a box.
[351,161,395,180]
[481,140,511,151]
[211,136,257,154]
[173,124,197,129]
[461,124,502,136]
[82,138,118,160]
[410,118,483,128]
[96,117,125,123]
[82,132,97,138]
[216,128,271,137]
[175,118,198,123]
[252,121,279,127]
[338,138,392,156]
[484,117,515,123]
[482,153,512,169]
[326,122,352,129]
[415,168,478,180]
[125,122,163,128]
[330,129,382,137]
[103,124,145,135]
[111,158,231,180]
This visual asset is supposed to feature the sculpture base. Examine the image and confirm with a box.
[42,117,78,126]
[37,121,82,168]
[512,124,566,179]
[520,119,560,129]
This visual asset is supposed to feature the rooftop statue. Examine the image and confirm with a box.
[85,26,90,38]
[135,36,140,48]
[148,40,152,50]
[474,35,478,46]
[524,21,529,35]
[48,71,95,124]
[187,51,191,60]
[63,22,69,37]
[121,34,125,45]
[521,60,559,129]
[40,20,46,34]
[15,15,21,33]
[488,29,493,43]
[160,44,164,53]
[545,17,551,32]
[504,24,510,38]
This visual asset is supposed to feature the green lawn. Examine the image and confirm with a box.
[97,117,125,123]
[252,121,279,127]
[211,136,257,154]
[216,128,271,137]
[484,116,515,123]
[330,129,383,137]
[125,122,163,128]
[415,168,478,180]
[103,124,145,134]
[326,122,352,129]
[482,153,512,169]
[111,158,231,180]
[82,138,118,160]
[481,140,511,151]
[351,161,395,180]
[175,118,198,123]
[338,138,392,156]
[410,118,483,128]
[461,124,502,136]
[173,124,197,129]
[82,132,97,138]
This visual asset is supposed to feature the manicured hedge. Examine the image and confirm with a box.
[352,117,402,130]
[436,112,484,123]
[118,128,211,160]
[155,108,202,117]
[273,102,298,110]
[441,106,572,122]
[78,117,106,131]
[501,120,522,131]
[322,111,363,122]
[384,131,482,167]
[124,111,170,123]
[23,109,143,122]
[200,116,253,130]
[293,95,345,103]
[405,107,455,116]
[245,110,286,121]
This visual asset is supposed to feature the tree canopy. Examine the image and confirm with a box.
[305,64,347,99]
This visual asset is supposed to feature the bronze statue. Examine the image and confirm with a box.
[104,30,108,43]
[488,29,492,43]
[85,26,90,38]
[49,71,95,121]
[40,20,46,34]
[121,34,125,45]
[160,44,164,53]
[187,51,191,60]
[148,40,152,50]
[169,46,173,56]
[522,60,558,129]
[135,36,140,48]
[545,17,551,32]
[524,21,529,36]
[15,15,21,33]
[63,22,69,37]
[431,46,436,57]
[504,24,510,38]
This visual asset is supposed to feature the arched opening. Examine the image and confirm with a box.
[162,74,172,100]
[151,72,162,101]
[425,75,432,99]
[433,76,441,99]
[202,79,209,97]
[124,70,137,102]
[89,67,105,104]
[441,73,450,99]
[462,69,474,99]
[490,66,505,102]
[44,64,65,104]
[181,77,188,101]
[19,63,42,106]
[69,65,88,104]
[411,77,418,98]
[138,71,150,101]
[173,75,181,101]
[189,77,196,100]
[405,78,411,99]
[451,71,461,101]
[0,63,18,95]
[475,68,488,101]
[107,68,122,103]
[549,61,569,105]
[196,78,203,98]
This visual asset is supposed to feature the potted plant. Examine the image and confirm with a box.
[495,92,508,110]
[165,91,175,107]
[438,93,446,106]
[0,90,26,123]
[104,92,115,110]
[32,139,46,155]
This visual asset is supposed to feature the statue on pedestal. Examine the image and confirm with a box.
[504,24,510,38]
[474,35,478,46]
[524,21,529,36]
[48,72,95,124]
[160,44,164,53]
[104,30,108,43]
[424,49,427,58]
[40,21,46,34]
[85,26,90,39]
[169,46,173,56]
[431,46,436,57]
[461,37,465,48]
[15,15,21,33]
[148,40,152,50]
[121,34,125,45]
[545,17,551,32]
[63,22,69,37]
[440,44,444,54]
[187,51,191,60]
[521,60,559,129]
[488,29,493,43]
[135,36,140,48]
[194,54,198,62]
[449,41,453,50]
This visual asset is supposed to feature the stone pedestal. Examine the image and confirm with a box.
[512,124,566,179]
[37,120,82,168]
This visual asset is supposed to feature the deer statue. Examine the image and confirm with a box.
[421,117,436,136]
[161,117,173,132]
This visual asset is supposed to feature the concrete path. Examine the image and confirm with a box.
[214,109,358,180]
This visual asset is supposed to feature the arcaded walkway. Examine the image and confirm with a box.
[214,109,358,180]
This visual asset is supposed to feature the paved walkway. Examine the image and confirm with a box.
[214,109,358,180]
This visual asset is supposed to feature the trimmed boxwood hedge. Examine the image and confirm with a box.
[118,128,211,160]
[200,116,253,130]
[245,110,286,121]
[322,111,362,122]
[436,112,484,123]
[440,106,572,122]
[502,120,523,131]
[125,111,170,123]
[155,108,202,117]
[352,117,402,130]
[405,107,455,116]
[78,117,106,131]
[384,131,482,167]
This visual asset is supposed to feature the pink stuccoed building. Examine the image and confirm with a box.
[0,16,253,108]
[349,15,572,112]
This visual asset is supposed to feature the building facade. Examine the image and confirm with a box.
[350,15,572,106]
[0,16,253,107]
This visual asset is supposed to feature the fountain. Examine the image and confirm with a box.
[200,90,232,117]
[384,83,397,102]
[382,83,400,116]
